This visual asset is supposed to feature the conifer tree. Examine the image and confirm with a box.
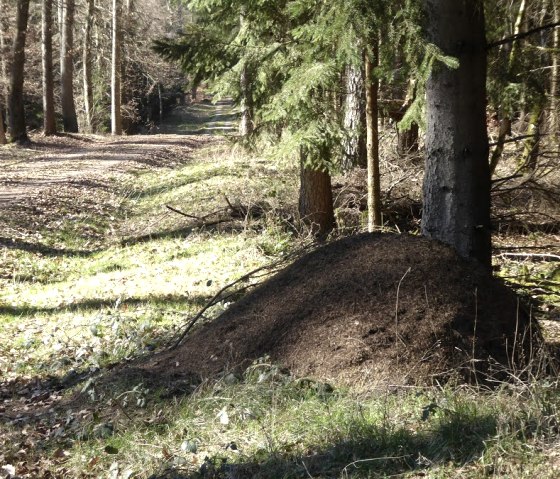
[422,0,491,267]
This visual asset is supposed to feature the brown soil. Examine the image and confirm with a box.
[144,233,537,387]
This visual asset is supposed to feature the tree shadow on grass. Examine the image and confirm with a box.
[148,412,497,478]
[0,293,212,403]
[0,235,98,257]
[0,293,211,318]
[121,220,245,246]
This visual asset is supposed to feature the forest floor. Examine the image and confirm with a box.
[1,100,560,478]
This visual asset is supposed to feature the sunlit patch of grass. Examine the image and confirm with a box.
[0,139,299,386]
[0,232,281,381]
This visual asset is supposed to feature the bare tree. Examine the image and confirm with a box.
[82,0,94,132]
[365,42,381,230]
[111,0,123,135]
[42,0,56,135]
[9,0,31,144]
[0,0,8,144]
[60,0,79,132]
[238,8,253,138]
[342,63,366,171]
[551,0,559,151]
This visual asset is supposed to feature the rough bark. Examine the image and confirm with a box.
[298,151,335,236]
[342,64,366,171]
[422,0,491,268]
[42,0,56,135]
[82,0,94,132]
[551,1,559,150]
[60,0,79,132]
[521,99,544,170]
[397,121,419,155]
[365,45,381,231]
[9,0,30,144]
[111,0,123,135]
[0,105,5,144]
[238,10,253,138]
[0,0,8,143]
[239,62,254,137]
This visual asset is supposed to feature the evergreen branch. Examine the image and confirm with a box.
[487,21,560,49]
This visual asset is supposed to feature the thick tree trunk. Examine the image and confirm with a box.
[9,0,30,144]
[82,0,94,132]
[0,0,8,142]
[365,44,381,230]
[422,0,491,268]
[111,0,123,135]
[298,151,335,236]
[342,64,366,171]
[60,0,78,132]
[42,0,56,135]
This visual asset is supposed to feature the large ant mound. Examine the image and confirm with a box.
[147,233,536,387]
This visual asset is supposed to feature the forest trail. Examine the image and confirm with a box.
[0,100,237,207]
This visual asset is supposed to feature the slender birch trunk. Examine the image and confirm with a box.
[365,42,381,230]
[82,0,94,132]
[111,0,123,135]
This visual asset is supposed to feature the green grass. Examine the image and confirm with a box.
[1,116,560,478]
[60,367,560,478]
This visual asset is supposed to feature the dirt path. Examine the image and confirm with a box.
[0,100,236,207]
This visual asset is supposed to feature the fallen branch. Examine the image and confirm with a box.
[498,252,560,262]
[166,204,227,221]
[494,245,560,251]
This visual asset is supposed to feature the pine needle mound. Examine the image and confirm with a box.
[147,233,536,387]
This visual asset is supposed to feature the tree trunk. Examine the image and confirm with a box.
[238,10,253,138]
[9,0,30,144]
[422,0,491,268]
[365,43,381,231]
[489,0,527,174]
[551,1,559,151]
[42,0,56,135]
[82,0,94,132]
[239,62,254,137]
[342,63,366,171]
[111,0,123,135]
[0,0,8,142]
[0,104,5,144]
[520,99,544,170]
[60,0,78,132]
[298,150,335,236]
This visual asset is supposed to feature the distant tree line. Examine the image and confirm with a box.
[0,0,186,144]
